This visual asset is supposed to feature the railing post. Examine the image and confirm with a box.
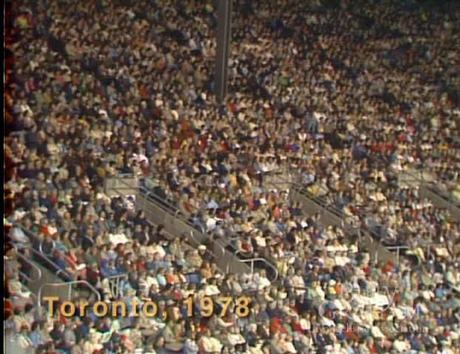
[38,286,43,309]
[38,281,101,310]
[138,187,255,276]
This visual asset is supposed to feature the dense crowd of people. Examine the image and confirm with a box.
[4,0,460,353]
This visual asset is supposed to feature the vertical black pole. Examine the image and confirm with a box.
[215,0,232,104]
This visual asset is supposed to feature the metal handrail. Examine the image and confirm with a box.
[405,168,460,208]
[37,280,101,308]
[293,183,344,218]
[13,238,73,280]
[285,285,309,291]
[139,175,349,277]
[238,258,279,282]
[104,173,138,195]
[140,186,178,212]
[189,230,200,245]
[197,223,206,235]
[427,183,460,207]
[283,174,376,227]
[6,274,38,303]
[214,239,227,259]
[115,173,136,178]
[23,284,38,302]
[386,245,409,264]
[234,250,278,282]
[139,186,203,233]
[191,229,227,260]
[252,173,333,232]
[140,187,248,275]
[105,273,128,299]
[227,234,242,242]
[161,195,200,242]
[268,175,352,226]
[234,250,252,258]
[385,246,409,251]
[267,174,394,261]
[381,286,396,312]
[35,247,72,279]
[13,248,43,283]
[39,239,56,257]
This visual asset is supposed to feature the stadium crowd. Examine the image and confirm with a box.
[4,0,460,353]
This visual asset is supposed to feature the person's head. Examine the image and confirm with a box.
[31,321,42,332]
[24,303,34,314]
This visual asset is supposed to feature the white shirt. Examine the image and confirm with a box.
[393,339,410,352]
[255,275,271,290]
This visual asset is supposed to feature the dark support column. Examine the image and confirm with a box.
[215,0,232,104]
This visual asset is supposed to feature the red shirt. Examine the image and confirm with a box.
[362,265,371,276]
[171,138,182,150]
[270,318,287,334]
[4,299,13,319]
[273,207,282,220]
[228,102,238,114]
[198,136,208,151]
[382,261,395,274]
[292,321,303,333]
[345,328,359,341]
[369,343,378,353]
[136,260,146,273]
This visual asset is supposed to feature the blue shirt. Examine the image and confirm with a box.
[29,330,43,347]
[157,274,167,287]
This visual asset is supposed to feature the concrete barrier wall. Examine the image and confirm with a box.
[28,263,71,302]
[104,177,138,196]
[16,230,100,305]
[290,190,396,264]
[420,185,460,222]
[95,176,403,274]
[136,193,250,274]
[400,171,460,222]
